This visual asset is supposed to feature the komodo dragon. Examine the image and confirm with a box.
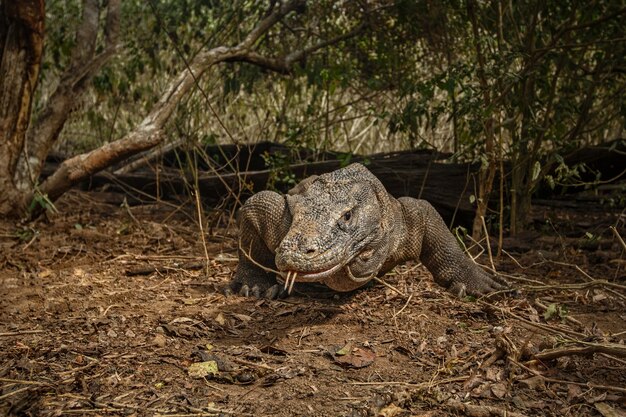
[228,163,509,299]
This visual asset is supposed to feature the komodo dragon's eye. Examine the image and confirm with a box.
[342,210,352,222]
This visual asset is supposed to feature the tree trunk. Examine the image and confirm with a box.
[467,0,497,240]
[0,0,44,217]
[15,0,121,191]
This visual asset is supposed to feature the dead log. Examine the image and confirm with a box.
[81,145,478,226]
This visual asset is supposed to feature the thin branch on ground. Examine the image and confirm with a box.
[373,277,407,298]
[533,341,626,361]
[610,225,626,252]
[509,357,626,394]
[534,299,584,327]
[0,330,45,337]
[480,215,496,271]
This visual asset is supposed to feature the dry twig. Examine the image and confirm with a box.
[533,341,626,361]
[0,329,45,337]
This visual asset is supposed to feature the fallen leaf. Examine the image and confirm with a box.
[378,403,404,417]
[596,402,626,417]
[485,366,501,382]
[491,382,507,399]
[233,313,252,322]
[215,313,226,326]
[518,375,545,390]
[188,361,219,378]
[336,342,353,356]
[462,374,484,391]
[334,346,376,368]
[592,293,608,302]
[38,268,53,279]
[567,384,583,402]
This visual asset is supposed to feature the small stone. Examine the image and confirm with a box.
[153,333,166,348]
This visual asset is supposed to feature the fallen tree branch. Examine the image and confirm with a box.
[533,341,626,361]
[510,357,626,394]
[611,225,626,253]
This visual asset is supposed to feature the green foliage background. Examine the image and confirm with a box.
[38,0,625,228]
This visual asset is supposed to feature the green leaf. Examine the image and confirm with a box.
[543,303,558,320]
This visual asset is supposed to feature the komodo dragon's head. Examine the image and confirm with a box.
[275,163,395,292]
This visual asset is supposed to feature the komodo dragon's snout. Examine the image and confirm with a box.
[228,163,510,299]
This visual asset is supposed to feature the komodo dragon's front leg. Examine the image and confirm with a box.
[228,191,292,298]
[395,197,509,297]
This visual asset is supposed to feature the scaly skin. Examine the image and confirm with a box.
[229,163,509,298]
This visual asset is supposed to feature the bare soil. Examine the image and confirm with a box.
[1,191,625,417]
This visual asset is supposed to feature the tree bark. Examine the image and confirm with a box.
[15,0,121,191]
[0,0,44,216]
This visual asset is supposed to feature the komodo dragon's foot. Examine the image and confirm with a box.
[224,270,288,299]
[447,266,511,298]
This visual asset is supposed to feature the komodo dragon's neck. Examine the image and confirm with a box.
[379,195,421,274]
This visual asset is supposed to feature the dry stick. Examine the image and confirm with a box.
[392,293,413,318]
[480,215,496,271]
[599,353,626,367]
[373,277,407,298]
[157,403,247,416]
[349,376,467,387]
[533,342,626,361]
[0,378,50,385]
[100,172,194,221]
[497,127,505,259]
[605,287,626,302]
[477,299,587,339]
[510,357,626,394]
[524,279,626,293]
[0,330,45,337]
[238,238,281,275]
[229,357,275,371]
[121,198,143,230]
[60,409,125,414]
[534,299,583,327]
[0,386,34,401]
[543,259,596,282]
[611,225,626,252]
[501,249,555,272]
[195,190,211,278]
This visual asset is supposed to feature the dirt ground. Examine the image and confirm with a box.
[1,191,625,417]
